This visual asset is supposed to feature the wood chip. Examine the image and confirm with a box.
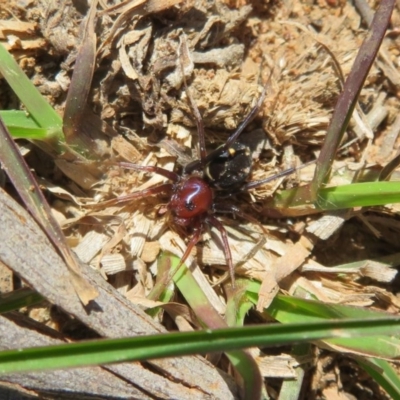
[141,241,160,263]
[100,253,127,275]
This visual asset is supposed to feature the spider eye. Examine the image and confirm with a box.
[170,177,213,220]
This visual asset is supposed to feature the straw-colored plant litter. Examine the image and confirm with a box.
[1,0,400,398]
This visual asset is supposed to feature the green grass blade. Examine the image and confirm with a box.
[225,280,254,327]
[163,251,227,328]
[246,285,400,359]
[0,110,48,139]
[266,294,388,321]
[317,181,400,208]
[358,358,400,399]
[1,318,400,374]
[161,252,263,400]
[0,44,63,136]
[278,344,309,400]
[265,295,400,359]
[270,181,400,213]
[249,289,400,396]
[227,350,265,400]
[0,289,43,313]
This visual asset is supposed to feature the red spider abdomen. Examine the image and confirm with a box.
[170,177,213,221]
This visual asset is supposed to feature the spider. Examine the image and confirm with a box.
[103,76,305,287]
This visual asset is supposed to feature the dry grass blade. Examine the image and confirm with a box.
[63,0,98,143]
[311,0,396,196]
[0,118,98,305]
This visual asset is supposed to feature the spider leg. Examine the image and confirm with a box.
[185,71,273,173]
[174,221,203,272]
[219,85,268,153]
[93,183,174,208]
[116,162,180,182]
[241,159,315,191]
[151,223,203,293]
[206,215,235,288]
[177,38,207,166]
[184,81,265,173]
[200,72,274,169]
[213,203,268,234]
[182,81,207,165]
